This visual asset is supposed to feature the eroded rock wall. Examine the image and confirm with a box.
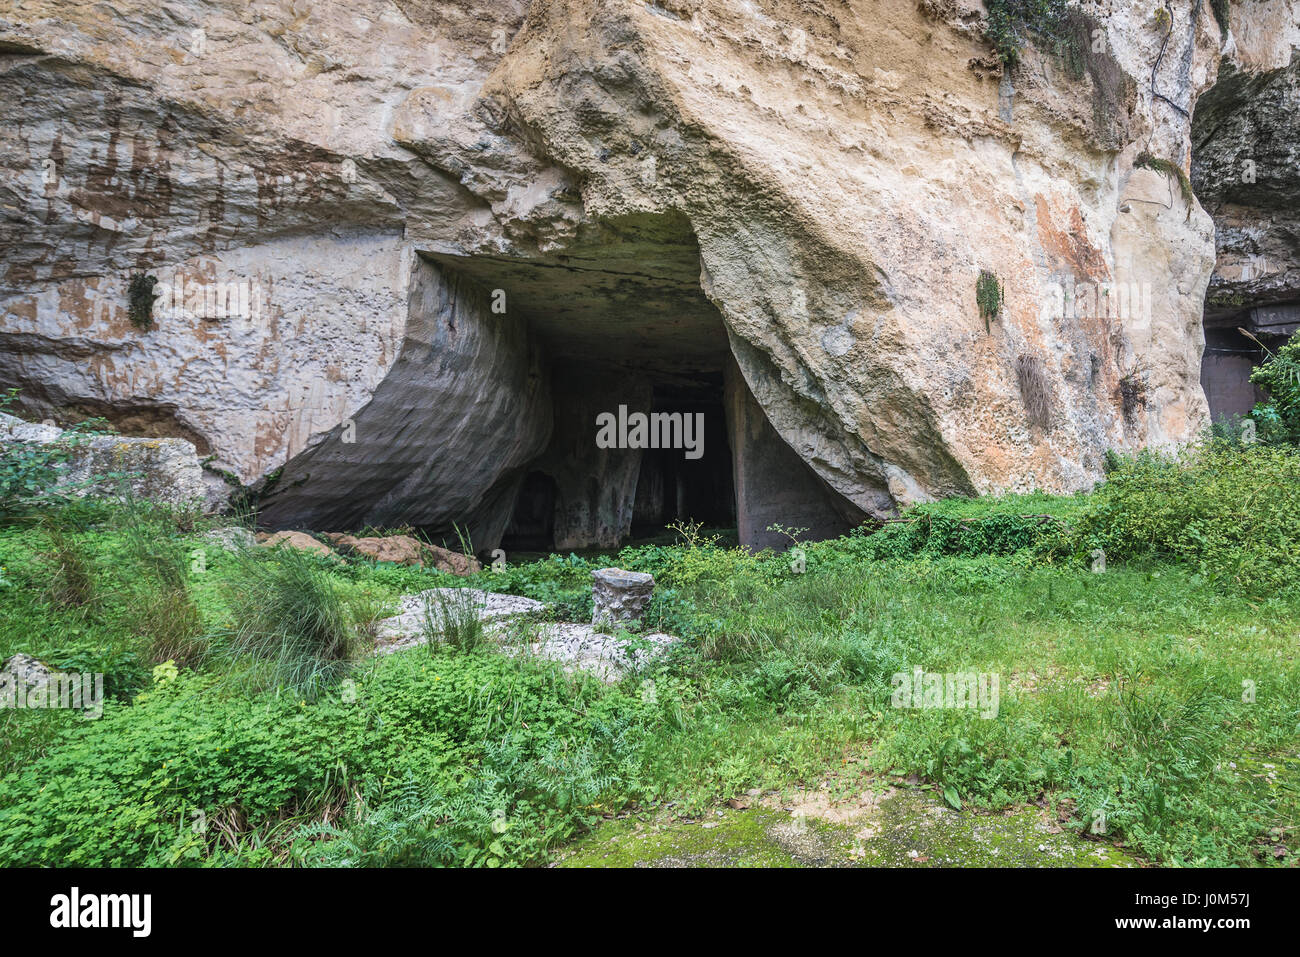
[256,259,552,546]
[0,0,1277,539]
[405,0,1230,505]
[1189,1,1299,420]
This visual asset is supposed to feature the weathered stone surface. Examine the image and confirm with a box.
[1191,8,1300,420]
[529,623,676,682]
[376,588,545,650]
[202,526,256,550]
[375,586,676,680]
[0,414,61,444]
[724,355,867,550]
[325,533,425,565]
[533,368,651,550]
[2,1,1291,539]
[325,532,482,573]
[0,411,211,508]
[0,653,52,700]
[254,263,552,544]
[257,529,333,557]
[592,567,655,625]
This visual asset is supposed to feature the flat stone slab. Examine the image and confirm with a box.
[522,624,677,683]
[375,588,677,680]
[376,588,545,652]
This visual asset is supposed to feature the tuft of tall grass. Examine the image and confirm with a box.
[216,544,376,699]
[114,495,207,666]
[39,523,97,612]
[422,588,488,655]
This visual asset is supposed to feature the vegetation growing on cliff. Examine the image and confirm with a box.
[976,269,1003,332]
[983,0,1077,69]
[1135,151,1195,215]
[126,274,158,331]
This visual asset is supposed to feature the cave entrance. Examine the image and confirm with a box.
[630,378,735,538]
[422,212,859,555]
[504,471,557,551]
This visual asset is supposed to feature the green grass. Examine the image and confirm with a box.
[1,445,1299,867]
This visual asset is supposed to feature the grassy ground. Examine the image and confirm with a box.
[1,446,1298,867]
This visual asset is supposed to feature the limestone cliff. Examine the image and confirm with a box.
[1191,0,1300,418]
[1,1,1294,547]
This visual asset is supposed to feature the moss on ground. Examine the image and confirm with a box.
[557,787,1135,868]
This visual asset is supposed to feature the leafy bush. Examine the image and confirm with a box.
[840,492,1082,563]
[0,650,654,867]
[485,553,595,621]
[1065,442,1300,594]
[1249,331,1300,444]
[0,392,112,515]
[983,0,1075,69]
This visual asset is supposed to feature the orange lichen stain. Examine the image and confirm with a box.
[1034,195,1111,282]
[53,280,92,333]
[253,417,288,471]
[4,298,38,325]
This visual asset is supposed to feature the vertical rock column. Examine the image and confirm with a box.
[724,355,866,551]
[535,364,652,550]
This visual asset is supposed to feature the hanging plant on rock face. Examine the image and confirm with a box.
[127,273,159,331]
[977,270,1003,333]
[1134,151,1194,219]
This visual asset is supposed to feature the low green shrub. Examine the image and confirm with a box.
[1249,331,1300,444]
[0,649,657,867]
[0,393,115,515]
[983,0,1075,69]
[1065,442,1300,594]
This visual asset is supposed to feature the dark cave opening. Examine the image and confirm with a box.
[497,362,739,555]
[504,470,558,552]
[631,380,735,537]
[500,376,737,554]
[418,212,864,555]
[259,213,865,553]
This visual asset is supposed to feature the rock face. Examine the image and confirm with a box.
[1,1,1289,547]
[0,411,213,508]
[1191,6,1300,420]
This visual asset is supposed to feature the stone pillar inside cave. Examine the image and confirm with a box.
[723,355,862,552]
[532,366,651,551]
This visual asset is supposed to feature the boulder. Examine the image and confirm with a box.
[202,526,256,550]
[0,653,52,702]
[374,586,676,681]
[257,530,333,557]
[591,568,655,626]
[376,588,545,651]
[324,533,482,574]
[0,412,212,510]
[424,545,482,576]
[531,623,676,683]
